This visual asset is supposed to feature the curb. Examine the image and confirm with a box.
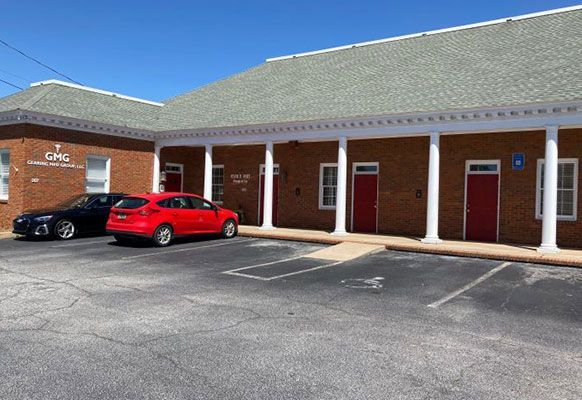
[238,230,582,268]
[0,231,16,240]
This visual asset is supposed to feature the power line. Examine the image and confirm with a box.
[0,77,23,90]
[0,67,31,84]
[0,37,82,85]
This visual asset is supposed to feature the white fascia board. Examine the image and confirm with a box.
[267,5,582,62]
[155,106,582,147]
[1,110,156,141]
[31,80,164,107]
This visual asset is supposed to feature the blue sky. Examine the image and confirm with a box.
[0,0,577,101]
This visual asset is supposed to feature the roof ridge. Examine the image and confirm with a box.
[266,5,582,62]
[30,80,164,107]
[20,84,56,109]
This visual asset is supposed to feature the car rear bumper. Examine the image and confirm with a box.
[106,225,152,238]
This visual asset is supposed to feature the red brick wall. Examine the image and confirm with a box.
[121,128,582,248]
[0,124,154,230]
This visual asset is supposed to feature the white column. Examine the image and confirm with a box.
[260,141,275,230]
[332,136,348,236]
[152,145,161,193]
[538,126,560,253]
[203,144,213,200]
[422,132,443,244]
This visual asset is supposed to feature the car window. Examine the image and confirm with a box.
[88,195,110,208]
[168,196,193,209]
[190,196,214,210]
[114,197,149,209]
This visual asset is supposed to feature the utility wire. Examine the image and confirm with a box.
[0,67,31,83]
[0,77,23,90]
[0,37,82,85]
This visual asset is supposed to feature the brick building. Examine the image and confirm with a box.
[1,6,582,252]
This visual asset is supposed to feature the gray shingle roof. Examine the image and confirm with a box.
[1,8,581,133]
[158,8,582,131]
[0,82,162,131]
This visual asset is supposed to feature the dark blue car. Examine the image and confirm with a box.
[13,193,124,240]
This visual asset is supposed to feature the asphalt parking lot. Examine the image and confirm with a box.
[0,235,581,399]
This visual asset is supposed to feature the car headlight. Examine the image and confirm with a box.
[33,215,53,223]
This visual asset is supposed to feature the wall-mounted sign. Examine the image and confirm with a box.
[26,144,85,170]
[512,153,525,170]
[230,173,251,184]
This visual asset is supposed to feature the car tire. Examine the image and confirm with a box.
[221,219,238,239]
[54,219,76,240]
[152,224,173,247]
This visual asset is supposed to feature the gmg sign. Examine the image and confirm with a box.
[45,144,70,162]
[27,144,85,169]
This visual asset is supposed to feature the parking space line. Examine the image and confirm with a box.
[121,238,255,260]
[428,262,512,308]
[222,257,344,281]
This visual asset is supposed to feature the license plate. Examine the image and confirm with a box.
[117,213,126,220]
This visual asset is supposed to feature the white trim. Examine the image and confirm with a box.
[164,162,184,192]
[267,6,582,61]
[31,80,164,107]
[0,148,9,201]
[212,164,225,205]
[350,162,379,233]
[319,163,338,210]
[257,163,280,226]
[535,158,578,222]
[155,101,582,147]
[85,155,111,193]
[463,160,501,242]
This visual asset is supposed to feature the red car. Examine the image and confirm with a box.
[106,192,239,246]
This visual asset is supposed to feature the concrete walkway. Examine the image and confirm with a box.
[238,225,582,268]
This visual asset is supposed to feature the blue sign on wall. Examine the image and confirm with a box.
[512,153,525,170]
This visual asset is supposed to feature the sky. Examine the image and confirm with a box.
[0,0,578,101]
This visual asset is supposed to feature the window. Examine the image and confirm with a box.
[116,197,150,209]
[319,163,338,209]
[87,195,110,208]
[190,196,215,210]
[536,158,578,221]
[0,149,9,201]
[212,165,224,204]
[168,196,192,209]
[85,156,110,193]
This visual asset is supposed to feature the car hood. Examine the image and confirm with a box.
[20,207,70,217]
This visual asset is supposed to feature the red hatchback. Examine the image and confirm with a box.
[106,192,239,246]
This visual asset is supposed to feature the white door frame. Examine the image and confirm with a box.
[257,164,280,226]
[350,162,379,233]
[164,162,184,192]
[463,159,501,242]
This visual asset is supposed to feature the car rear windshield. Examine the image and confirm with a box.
[114,197,149,209]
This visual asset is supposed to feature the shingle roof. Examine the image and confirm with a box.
[1,8,581,133]
[0,81,162,131]
[158,7,582,131]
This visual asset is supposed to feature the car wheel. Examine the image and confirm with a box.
[221,219,238,239]
[153,224,173,247]
[54,220,76,240]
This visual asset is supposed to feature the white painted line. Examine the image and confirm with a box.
[223,259,344,281]
[51,239,112,248]
[121,238,254,260]
[428,262,512,308]
[223,255,305,274]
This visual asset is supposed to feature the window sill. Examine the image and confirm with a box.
[0,199,8,204]
[536,215,577,222]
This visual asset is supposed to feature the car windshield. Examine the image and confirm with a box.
[57,194,93,209]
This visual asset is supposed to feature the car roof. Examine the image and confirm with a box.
[123,192,204,200]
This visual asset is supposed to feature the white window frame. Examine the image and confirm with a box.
[212,164,224,205]
[535,158,578,221]
[319,163,338,210]
[0,149,9,201]
[85,155,111,193]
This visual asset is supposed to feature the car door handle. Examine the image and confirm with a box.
[172,212,178,216]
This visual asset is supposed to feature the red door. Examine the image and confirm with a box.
[165,172,182,192]
[465,174,499,242]
[258,175,279,226]
[353,174,378,233]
